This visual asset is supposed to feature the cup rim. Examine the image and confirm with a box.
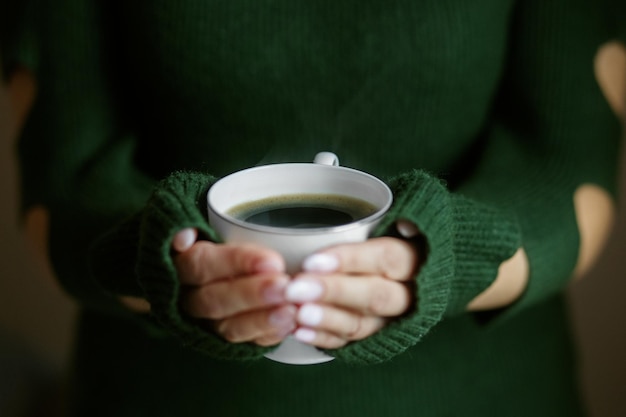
[207,163,393,235]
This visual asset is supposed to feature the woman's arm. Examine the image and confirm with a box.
[469,40,625,311]
[318,0,624,364]
[3,2,277,361]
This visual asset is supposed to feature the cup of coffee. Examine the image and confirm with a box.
[207,152,392,365]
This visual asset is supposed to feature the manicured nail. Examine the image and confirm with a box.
[262,276,289,303]
[294,328,317,343]
[172,228,197,252]
[298,304,323,327]
[269,306,297,333]
[285,279,324,303]
[254,258,285,273]
[396,220,420,238]
[302,253,339,272]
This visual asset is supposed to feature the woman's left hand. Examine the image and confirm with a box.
[285,237,419,349]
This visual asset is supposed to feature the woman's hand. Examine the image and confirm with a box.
[285,237,419,349]
[172,228,297,347]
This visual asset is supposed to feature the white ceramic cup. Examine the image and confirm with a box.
[207,152,392,365]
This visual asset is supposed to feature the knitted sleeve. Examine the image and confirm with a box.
[1,1,150,315]
[1,2,290,360]
[329,0,623,363]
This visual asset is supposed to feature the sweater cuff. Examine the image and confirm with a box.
[330,170,521,364]
[136,171,270,360]
[446,194,522,315]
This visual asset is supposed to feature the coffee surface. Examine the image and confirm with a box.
[227,194,377,228]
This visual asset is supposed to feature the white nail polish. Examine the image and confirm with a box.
[396,220,420,238]
[174,228,197,251]
[298,304,323,326]
[294,328,316,343]
[255,258,285,273]
[302,253,339,272]
[285,279,324,302]
[269,305,296,328]
[262,276,289,303]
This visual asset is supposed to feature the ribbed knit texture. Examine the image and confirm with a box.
[92,167,520,364]
[135,171,278,360]
[2,0,624,415]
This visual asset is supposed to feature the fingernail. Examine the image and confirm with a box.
[262,276,289,303]
[285,278,324,303]
[172,228,197,252]
[298,304,323,326]
[396,220,420,238]
[294,328,316,343]
[302,253,339,272]
[269,305,296,329]
[254,258,285,273]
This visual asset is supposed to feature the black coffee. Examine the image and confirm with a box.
[227,194,378,228]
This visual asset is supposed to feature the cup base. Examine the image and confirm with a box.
[264,336,335,365]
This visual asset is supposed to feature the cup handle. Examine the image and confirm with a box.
[313,152,339,166]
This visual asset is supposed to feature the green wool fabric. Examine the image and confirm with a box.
[2,0,623,416]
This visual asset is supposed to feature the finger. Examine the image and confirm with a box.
[294,322,386,349]
[171,228,198,252]
[216,305,297,345]
[119,296,151,314]
[183,274,290,320]
[286,274,411,317]
[175,241,285,285]
[303,237,418,281]
[296,303,385,341]
[253,335,288,347]
[293,328,348,349]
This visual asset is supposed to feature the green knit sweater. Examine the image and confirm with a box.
[2,0,623,416]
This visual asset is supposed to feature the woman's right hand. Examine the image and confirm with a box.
[172,228,297,346]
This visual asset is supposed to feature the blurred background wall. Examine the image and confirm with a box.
[568,146,626,415]
[0,71,76,416]
[0,60,625,417]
